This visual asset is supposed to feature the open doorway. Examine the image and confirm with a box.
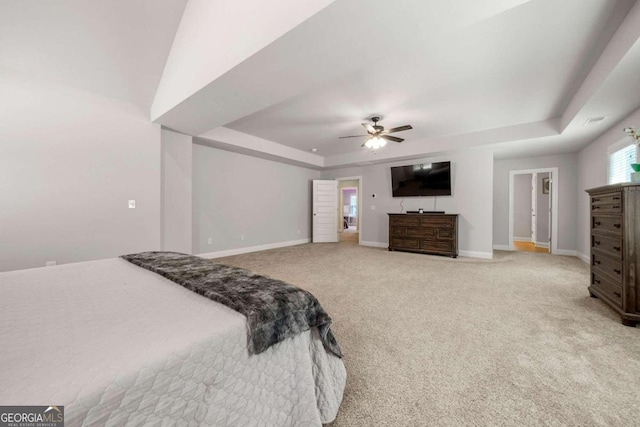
[336,176,362,245]
[509,168,558,254]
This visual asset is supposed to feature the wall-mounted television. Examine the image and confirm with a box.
[391,161,452,197]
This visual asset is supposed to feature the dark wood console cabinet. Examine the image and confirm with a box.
[586,183,640,327]
[388,213,458,258]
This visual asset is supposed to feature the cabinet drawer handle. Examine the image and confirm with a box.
[613,196,620,200]
[593,198,600,202]
[614,223,621,229]
[613,291,621,298]
[614,269,621,275]
[613,205,620,209]
[594,240,601,246]
[593,206,600,210]
[594,221,601,226]
[614,246,621,251]
[594,260,601,265]
[594,279,601,284]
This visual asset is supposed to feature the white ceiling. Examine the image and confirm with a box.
[2,0,638,167]
[227,0,633,157]
[158,0,640,166]
[0,0,188,108]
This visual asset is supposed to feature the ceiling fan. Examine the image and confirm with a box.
[339,116,413,150]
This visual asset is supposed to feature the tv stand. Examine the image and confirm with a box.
[388,213,459,258]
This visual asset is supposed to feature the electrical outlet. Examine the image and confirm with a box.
[45,261,56,267]
[241,235,245,241]
[128,200,136,209]
[207,238,212,245]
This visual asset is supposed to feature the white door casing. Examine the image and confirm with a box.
[508,168,558,254]
[313,180,338,243]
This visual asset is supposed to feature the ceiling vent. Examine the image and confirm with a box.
[583,116,606,126]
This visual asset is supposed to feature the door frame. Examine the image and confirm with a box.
[509,168,558,254]
[335,176,363,245]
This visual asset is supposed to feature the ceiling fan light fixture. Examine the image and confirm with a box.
[365,136,386,150]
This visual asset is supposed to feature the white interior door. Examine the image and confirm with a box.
[313,180,338,243]
[531,173,537,243]
[548,173,552,252]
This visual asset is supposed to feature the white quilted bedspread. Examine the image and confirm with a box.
[0,258,346,426]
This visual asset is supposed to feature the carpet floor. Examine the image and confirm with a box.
[217,242,640,426]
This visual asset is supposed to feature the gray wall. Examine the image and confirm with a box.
[493,153,578,251]
[192,143,321,254]
[536,172,550,245]
[577,107,640,260]
[0,71,161,272]
[161,129,193,253]
[322,148,494,258]
[513,174,532,240]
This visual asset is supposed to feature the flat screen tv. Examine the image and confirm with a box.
[391,161,452,197]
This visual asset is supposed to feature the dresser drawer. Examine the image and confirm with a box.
[421,240,453,252]
[591,192,622,213]
[406,227,436,239]
[592,216,623,236]
[592,252,623,283]
[390,226,405,237]
[390,216,420,227]
[420,216,455,228]
[592,235,623,259]
[592,272,622,308]
[391,237,419,249]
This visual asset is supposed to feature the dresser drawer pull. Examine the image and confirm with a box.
[614,246,621,251]
[614,269,621,275]
[594,279,601,284]
[594,221,601,226]
[614,223,621,229]
[594,240,601,246]
[614,291,621,298]
[613,196,620,200]
[594,260,601,265]
[613,205,620,209]
[593,206,600,210]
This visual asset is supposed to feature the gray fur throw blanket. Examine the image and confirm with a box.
[121,251,342,358]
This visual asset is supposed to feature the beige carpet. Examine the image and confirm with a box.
[217,243,640,426]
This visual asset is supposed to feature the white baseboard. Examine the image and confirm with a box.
[555,249,577,257]
[577,252,590,264]
[513,237,532,242]
[360,240,388,248]
[534,241,549,248]
[493,244,512,251]
[197,238,310,259]
[459,250,494,259]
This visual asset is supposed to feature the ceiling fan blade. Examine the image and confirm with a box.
[362,123,376,134]
[339,135,368,139]
[381,134,404,143]
[385,125,413,134]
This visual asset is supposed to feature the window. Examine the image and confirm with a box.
[349,195,357,217]
[608,143,638,184]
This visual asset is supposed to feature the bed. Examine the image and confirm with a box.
[0,256,346,426]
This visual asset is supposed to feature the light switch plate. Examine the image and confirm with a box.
[128,200,136,209]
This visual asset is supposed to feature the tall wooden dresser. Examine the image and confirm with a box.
[586,183,640,326]
[388,213,458,258]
